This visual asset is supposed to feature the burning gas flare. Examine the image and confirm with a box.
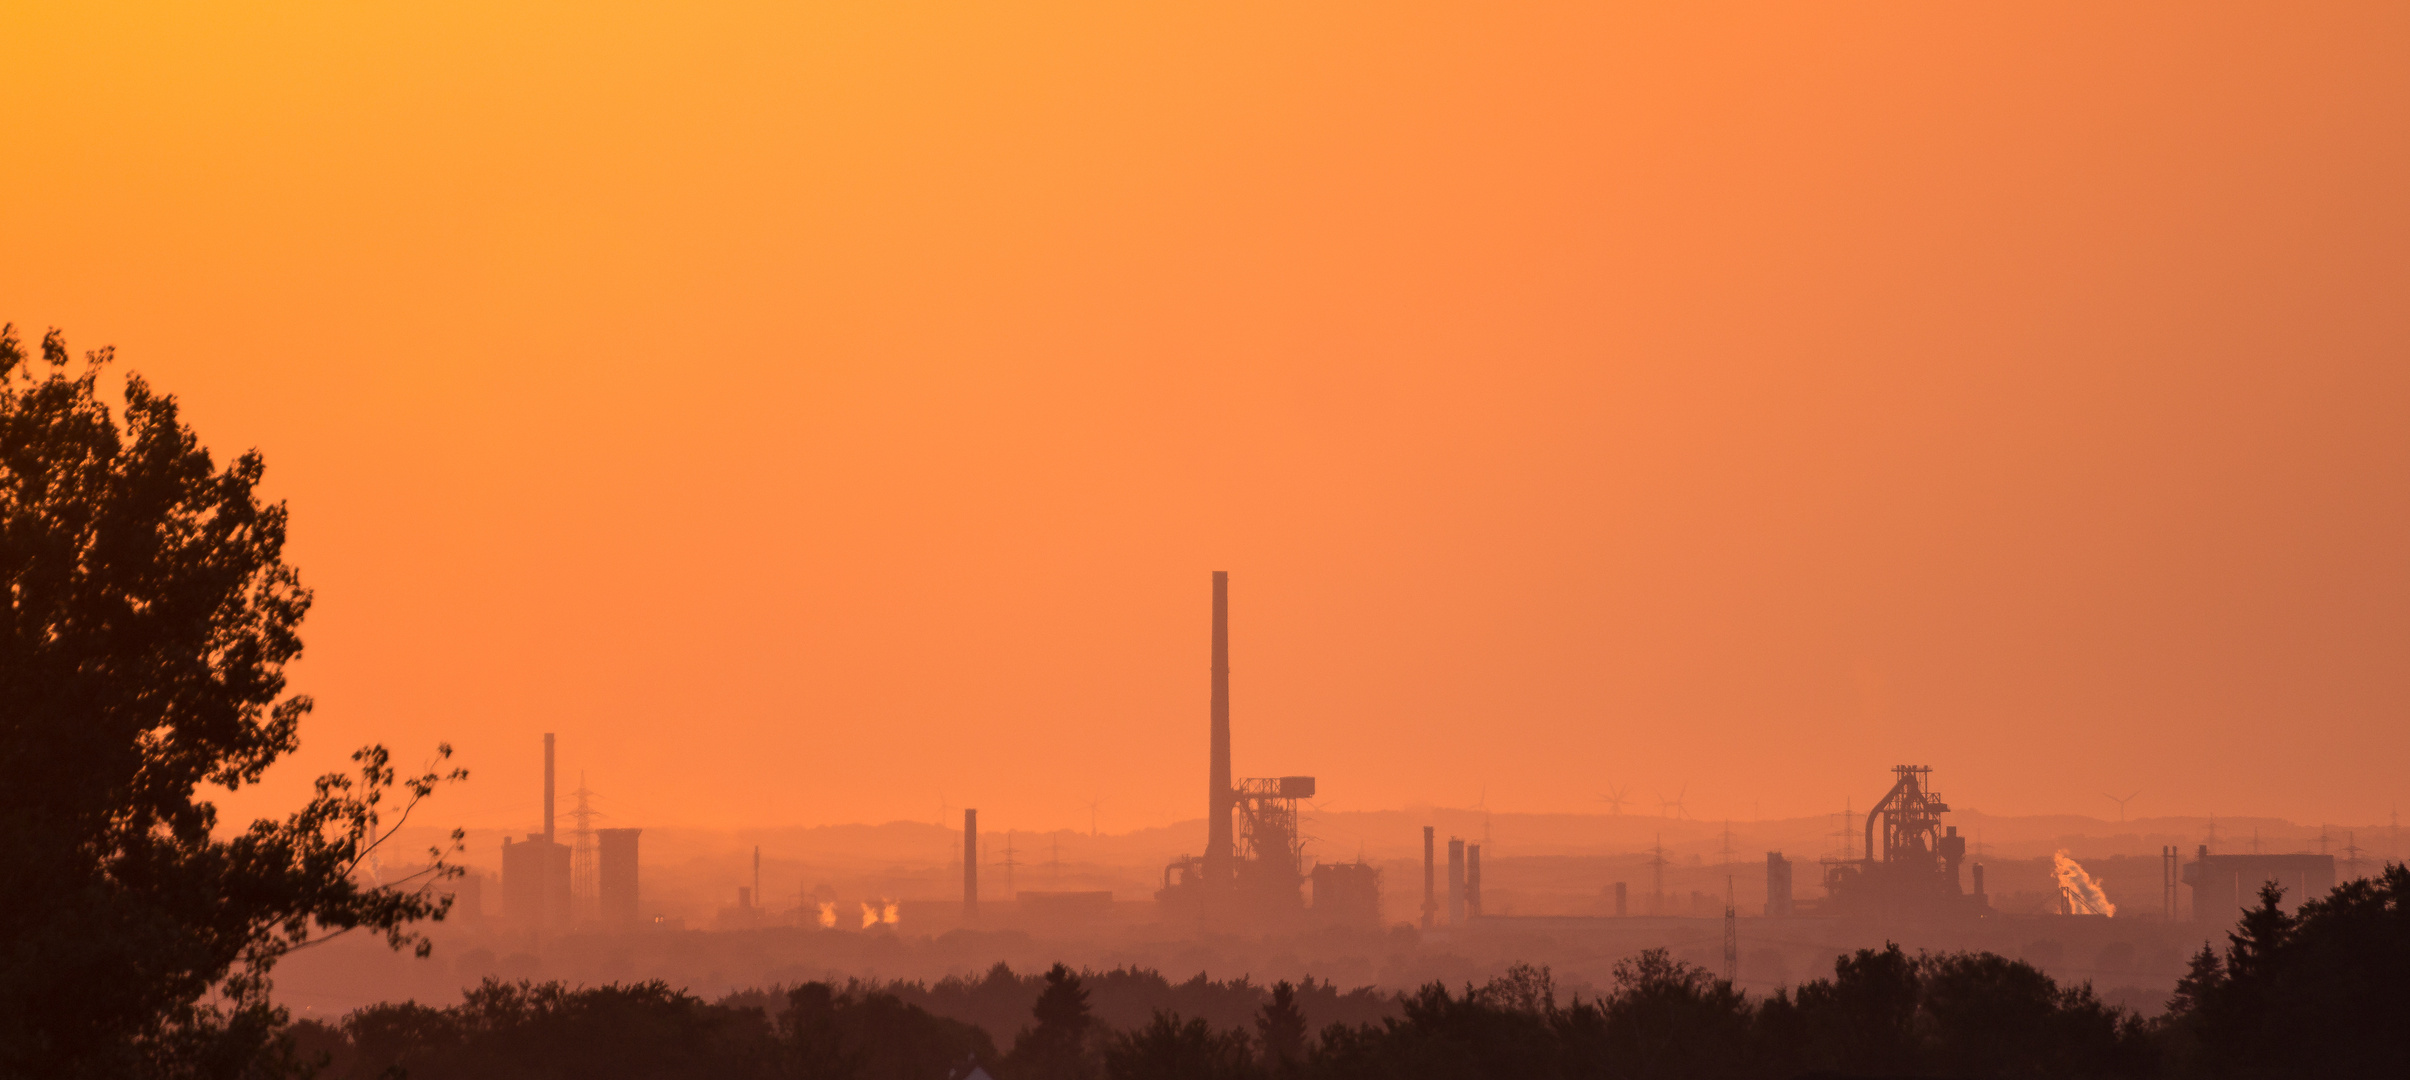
[816,902,837,928]
[2053,850,2115,916]
[856,900,901,928]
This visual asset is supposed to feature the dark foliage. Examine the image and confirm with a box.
[0,326,464,1079]
[310,978,991,1080]
[281,870,2410,1080]
[2163,863,2410,1077]
[1758,943,2138,1079]
[1104,1012,1259,1080]
[1255,981,1309,1078]
[780,982,997,1080]
[871,963,1393,1049]
[1006,963,1101,1080]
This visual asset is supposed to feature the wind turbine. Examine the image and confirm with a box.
[1657,784,1689,821]
[2103,791,2139,824]
[1081,798,1101,837]
[1598,786,1630,816]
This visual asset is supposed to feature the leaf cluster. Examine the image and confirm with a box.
[0,326,468,1079]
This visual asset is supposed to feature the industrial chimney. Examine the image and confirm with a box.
[964,809,979,920]
[1466,843,1483,919]
[543,732,556,843]
[1205,571,1233,881]
[1422,826,1437,929]
[1447,838,1466,926]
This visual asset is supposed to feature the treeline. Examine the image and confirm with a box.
[290,865,2409,1079]
[716,965,1398,1045]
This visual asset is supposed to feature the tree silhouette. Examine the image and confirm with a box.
[1105,1012,1258,1080]
[1255,981,1308,1078]
[1008,964,1099,1080]
[2166,865,2410,1077]
[0,326,465,1078]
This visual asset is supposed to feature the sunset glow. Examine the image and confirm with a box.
[5,2,2405,838]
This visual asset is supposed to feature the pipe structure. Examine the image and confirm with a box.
[1206,572,1233,881]
[1865,773,1909,863]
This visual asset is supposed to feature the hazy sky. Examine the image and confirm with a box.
[6,3,2406,835]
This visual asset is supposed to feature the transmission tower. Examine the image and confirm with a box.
[567,772,602,917]
[1002,830,1018,897]
[1831,799,1856,861]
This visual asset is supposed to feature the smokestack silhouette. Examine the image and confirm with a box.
[1206,571,1233,879]
[1448,837,1465,925]
[1422,826,1437,929]
[1467,843,1483,918]
[543,732,556,843]
[963,809,979,920]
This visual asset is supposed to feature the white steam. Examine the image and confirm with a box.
[2053,850,2115,916]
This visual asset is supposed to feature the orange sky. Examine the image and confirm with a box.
[6,2,2407,836]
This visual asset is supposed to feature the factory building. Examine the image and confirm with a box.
[598,827,642,923]
[1156,572,1341,925]
[1311,860,1382,926]
[2183,850,2334,923]
[503,733,572,926]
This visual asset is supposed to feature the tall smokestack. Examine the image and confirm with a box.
[543,733,556,843]
[964,809,979,919]
[1206,571,1233,878]
[1467,843,1483,919]
[1422,826,1437,929]
[1447,838,1466,925]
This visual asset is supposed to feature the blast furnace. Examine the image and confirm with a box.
[1818,766,1989,920]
